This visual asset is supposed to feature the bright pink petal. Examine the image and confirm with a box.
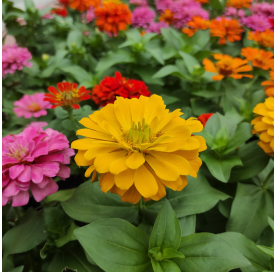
[2,194,9,206]
[57,165,70,179]
[9,164,25,179]
[37,153,64,163]
[12,191,29,207]
[30,164,44,184]
[31,178,58,202]
[3,181,20,197]
[31,141,49,158]
[17,165,31,182]
[36,162,60,177]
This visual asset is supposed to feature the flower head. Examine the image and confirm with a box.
[182,16,210,36]
[2,127,75,207]
[81,6,95,23]
[2,44,33,77]
[251,97,274,156]
[51,7,68,17]
[198,113,213,127]
[248,29,274,49]
[241,15,272,32]
[94,1,132,35]
[92,72,151,107]
[131,7,156,28]
[223,7,245,18]
[241,47,274,70]
[68,0,100,11]
[130,0,148,6]
[14,93,51,119]
[226,0,251,9]
[159,9,175,25]
[71,95,206,204]
[262,70,274,97]
[251,2,274,18]
[203,53,253,81]
[210,18,243,45]
[146,21,169,34]
[44,82,91,109]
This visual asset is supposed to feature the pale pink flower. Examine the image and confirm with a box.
[81,6,95,23]
[14,93,51,119]
[146,21,169,34]
[2,44,33,77]
[27,122,48,128]
[2,126,75,207]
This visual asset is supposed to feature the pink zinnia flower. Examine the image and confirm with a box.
[155,0,174,12]
[2,126,75,207]
[130,0,149,6]
[131,7,156,28]
[27,122,48,128]
[14,93,51,119]
[241,15,272,32]
[146,21,169,34]
[81,6,95,23]
[223,7,245,18]
[2,44,33,77]
[251,2,274,18]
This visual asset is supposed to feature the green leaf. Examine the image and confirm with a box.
[55,222,78,248]
[151,259,163,272]
[24,0,35,10]
[162,248,184,259]
[192,89,222,98]
[8,266,24,272]
[145,40,164,65]
[178,51,199,75]
[160,259,181,272]
[54,107,69,119]
[229,140,270,182]
[256,246,274,258]
[210,0,223,10]
[153,65,180,78]
[222,123,252,155]
[174,233,251,272]
[3,211,48,271]
[226,183,274,241]
[74,218,152,272]
[268,217,274,231]
[134,67,164,86]
[45,188,76,203]
[201,151,243,183]
[67,30,83,49]
[47,243,103,272]
[211,127,228,152]
[179,215,195,237]
[62,181,139,223]
[95,50,135,72]
[218,232,271,272]
[160,94,180,105]
[60,65,93,84]
[143,172,229,220]
[161,28,183,51]
[149,200,181,251]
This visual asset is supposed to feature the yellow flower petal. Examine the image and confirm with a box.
[71,138,97,150]
[74,150,94,166]
[188,157,202,178]
[76,129,113,141]
[110,156,129,175]
[121,185,141,204]
[126,152,145,169]
[114,168,135,190]
[84,145,118,161]
[110,184,126,197]
[79,117,107,134]
[176,176,188,191]
[100,172,115,193]
[85,165,95,177]
[114,97,132,131]
[192,135,207,152]
[184,118,203,133]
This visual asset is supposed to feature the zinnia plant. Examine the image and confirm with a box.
[71,95,206,204]
[248,29,274,49]
[2,126,75,207]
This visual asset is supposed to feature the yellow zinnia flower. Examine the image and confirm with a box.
[251,97,274,156]
[71,95,206,204]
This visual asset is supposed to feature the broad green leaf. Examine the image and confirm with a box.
[160,259,181,272]
[179,51,199,74]
[218,199,232,218]
[201,151,243,183]
[145,40,164,65]
[179,215,196,237]
[192,89,222,98]
[95,50,135,72]
[67,30,83,49]
[45,188,76,203]
[24,0,35,10]
[160,94,180,105]
[149,200,181,251]
[218,232,271,272]
[189,30,210,50]
[162,248,184,259]
[3,211,48,271]
[143,172,229,220]
[210,0,223,10]
[256,246,274,258]
[222,123,252,155]
[8,266,24,272]
[62,181,139,224]
[151,259,163,272]
[174,233,251,272]
[55,222,78,248]
[47,243,103,272]
[161,28,181,51]
[54,107,69,119]
[125,28,142,43]
[227,183,274,241]
[153,65,180,79]
[268,217,274,231]
[134,67,164,86]
[211,127,228,153]
[60,65,93,84]
[229,141,270,182]
[74,218,152,272]
[141,33,157,46]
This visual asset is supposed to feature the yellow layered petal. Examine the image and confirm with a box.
[99,172,115,193]
[126,152,145,169]
[114,168,135,190]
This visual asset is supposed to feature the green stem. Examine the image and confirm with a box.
[262,168,274,190]
[67,108,75,121]
[137,198,144,210]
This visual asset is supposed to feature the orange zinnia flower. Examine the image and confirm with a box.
[210,18,244,45]
[262,70,274,97]
[159,9,175,25]
[94,1,132,35]
[241,47,274,70]
[226,0,251,9]
[44,82,91,109]
[248,29,274,49]
[194,0,209,3]
[203,54,253,81]
[182,16,210,37]
[68,0,100,12]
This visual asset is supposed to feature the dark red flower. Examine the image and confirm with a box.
[58,0,69,6]
[51,7,68,17]
[92,72,151,107]
[198,113,214,127]
[268,18,274,30]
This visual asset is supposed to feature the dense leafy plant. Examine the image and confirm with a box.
[2,0,274,271]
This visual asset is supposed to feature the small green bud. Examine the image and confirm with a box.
[42,54,49,61]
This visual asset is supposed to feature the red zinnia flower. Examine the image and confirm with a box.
[59,0,69,5]
[44,82,91,109]
[51,7,68,17]
[198,113,214,126]
[92,72,151,107]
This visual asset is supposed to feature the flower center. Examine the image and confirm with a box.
[8,146,28,161]
[28,102,41,112]
[125,119,151,145]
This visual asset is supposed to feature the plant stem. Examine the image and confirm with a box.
[262,168,274,190]
[67,108,75,121]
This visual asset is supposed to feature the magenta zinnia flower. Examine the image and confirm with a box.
[251,2,274,18]
[241,14,272,32]
[223,7,245,18]
[81,6,95,23]
[146,21,169,34]
[130,0,149,6]
[2,44,33,77]
[2,126,75,207]
[131,7,156,28]
[14,93,51,119]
